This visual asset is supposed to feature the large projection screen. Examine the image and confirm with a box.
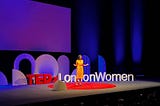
[0,0,71,53]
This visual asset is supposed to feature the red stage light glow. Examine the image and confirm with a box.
[48,82,116,90]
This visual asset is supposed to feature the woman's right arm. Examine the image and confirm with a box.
[73,60,77,66]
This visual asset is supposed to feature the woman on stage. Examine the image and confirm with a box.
[73,54,88,85]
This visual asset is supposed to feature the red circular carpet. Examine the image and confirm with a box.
[48,82,116,90]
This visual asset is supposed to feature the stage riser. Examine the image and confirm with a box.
[18,87,160,106]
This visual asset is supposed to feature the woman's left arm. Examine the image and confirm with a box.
[83,64,89,66]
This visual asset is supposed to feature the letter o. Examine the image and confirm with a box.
[64,75,71,82]
[106,74,112,81]
[83,74,89,82]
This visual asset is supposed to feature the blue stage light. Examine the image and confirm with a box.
[130,0,143,63]
[98,55,106,73]
[112,0,126,65]
[76,0,99,62]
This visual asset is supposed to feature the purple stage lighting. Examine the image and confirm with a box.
[0,0,71,53]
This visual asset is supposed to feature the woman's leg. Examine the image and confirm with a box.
[75,78,79,85]
[79,78,82,85]
[75,78,82,85]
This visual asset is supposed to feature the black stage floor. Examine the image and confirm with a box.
[0,80,160,106]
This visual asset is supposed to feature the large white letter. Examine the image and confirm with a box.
[58,73,62,81]
[112,74,121,81]
[89,74,96,82]
[105,74,112,81]
[71,75,76,82]
[128,74,134,81]
[83,74,89,82]
[95,72,106,82]
[121,74,128,81]
[64,74,71,82]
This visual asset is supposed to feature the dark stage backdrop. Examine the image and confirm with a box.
[71,0,160,78]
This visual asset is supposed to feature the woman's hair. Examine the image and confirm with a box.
[78,54,82,59]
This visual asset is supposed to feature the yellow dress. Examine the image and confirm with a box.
[76,59,84,79]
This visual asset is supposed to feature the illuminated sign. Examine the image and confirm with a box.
[26,72,135,85]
